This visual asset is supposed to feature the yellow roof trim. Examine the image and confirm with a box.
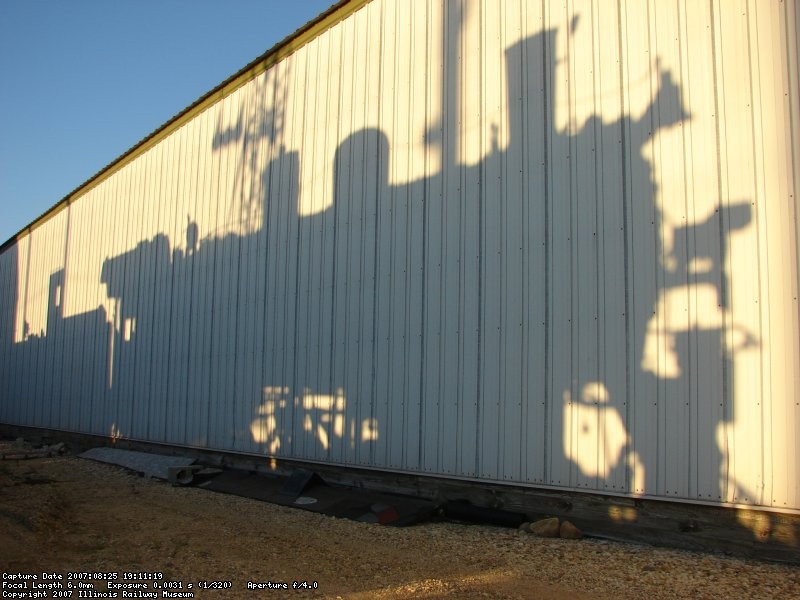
[2,0,372,251]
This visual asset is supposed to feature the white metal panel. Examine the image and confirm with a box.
[327,20,356,465]
[109,166,129,436]
[68,190,85,433]
[389,0,412,470]
[260,60,292,458]
[281,46,305,460]
[519,1,548,486]
[315,28,340,464]
[714,0,763,506]
[677,0,723,503]
[497,0,523,484]
[546,0,575,489]
[331,16,355,465]
[299,36,322,462]
[459,0,481,480]
[621,0,660,497]
[216,90,238,450]
[111,161,132,437]
[85,185,108,436]
[404,0,428,472]
[790,0,800,513]
[127,147,150,441]
[73,190,95,435]
[754,0,800,511]
[25,229,43,427]
[282,43,308,460]
[146,137,168,443]
[651,0,687,500]
[438,0,462,477]
[238,73,269,456]
[479,0,503,481]
[146,140,165,441]
[351,1,382,468]
[86,184,108,436]
[297,38,323,461]
[24,212,67,429]
[387,0,412,471]
[119,155,141,440]
[0,247,17,424]
[10,237,21,424]
[169,122,195,446]
[125,145,146,440]
[571,0,600,492]
[594,0,627,494]
[419,0,443,474]
[27,225,46,427]
[334,9,357,465]
[35,216,56,429]
[205,96,228,449]
[404,0,425,471]
[372,0,394,469]
[0,247,14,422]
[42,213,64,430]
[101,157,124,435]
[186,105,216,448]
[230,83,253,455]
[158,125,178,444]
[114,157,135,437]
[254,69,275,454]
[262,54,288,458]
[13,236,31,425]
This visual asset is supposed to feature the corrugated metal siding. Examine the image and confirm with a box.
[1,0,799,512]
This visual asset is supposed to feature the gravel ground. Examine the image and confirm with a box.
[0,443,798,599]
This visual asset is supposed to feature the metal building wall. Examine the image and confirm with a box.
[1,0,799,513]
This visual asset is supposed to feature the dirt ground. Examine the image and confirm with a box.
[1,445,798,600]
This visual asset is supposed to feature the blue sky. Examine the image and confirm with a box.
[0,0,336,245]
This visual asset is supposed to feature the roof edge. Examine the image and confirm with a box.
[1,0,371,254]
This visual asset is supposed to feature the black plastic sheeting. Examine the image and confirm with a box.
[79,447,529,530]
[198,468,438,526]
